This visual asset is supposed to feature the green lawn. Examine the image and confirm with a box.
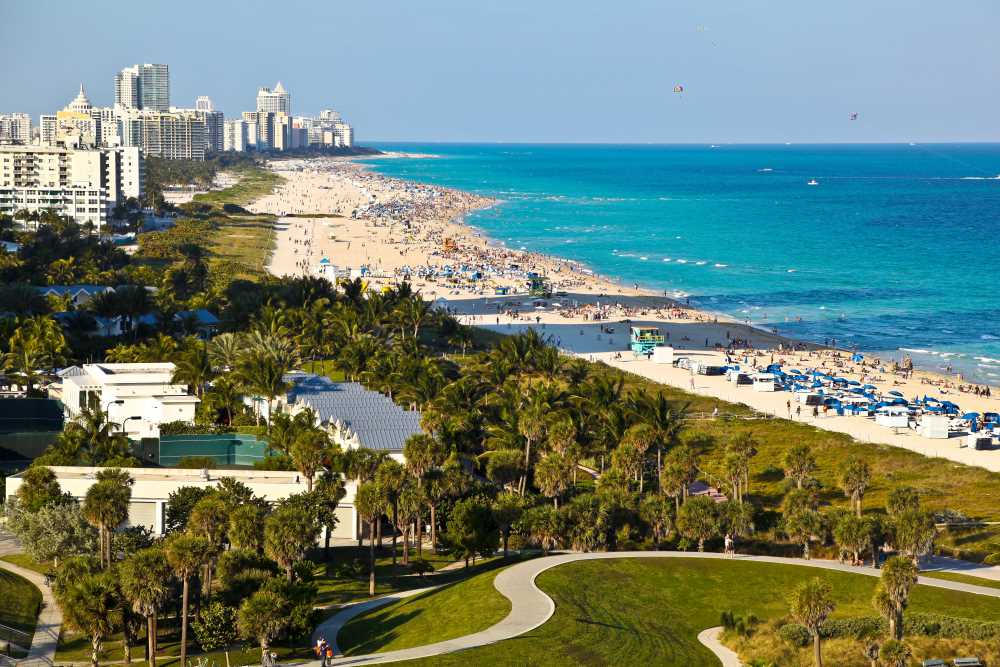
[310,545,465,606]
[392,557,1000,666]
[337,564,511,655]
[0,568,41,651]
[0,553,51,575]
[192,166,282,210]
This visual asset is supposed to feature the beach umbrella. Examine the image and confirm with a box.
[888,390,904,397]
[962,412,980,420]
[863,384,877,390]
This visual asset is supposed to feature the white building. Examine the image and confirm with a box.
[195,96,214,112]
[223,119,248,152]
[116,64,170,111]
[256,82,290,115]
[0,113,31,144]
[54,363,199,439]
[3,466,359,539]
[118,108,208,160]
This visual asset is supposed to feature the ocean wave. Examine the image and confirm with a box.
[975,356,1000,365]
[960,175,1000,180]
[900,348,932,354]
[982,334,1000,340]
[663,258,672,262]
[695,261,707,266]
[676,259,688,264]
[714,263,728,268]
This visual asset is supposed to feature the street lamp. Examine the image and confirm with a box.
[115,415,142,435]
[104,398,124,415]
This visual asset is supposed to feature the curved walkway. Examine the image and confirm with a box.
[697,627,742,667]
[0,534,61,667]
[319,551,1000,666]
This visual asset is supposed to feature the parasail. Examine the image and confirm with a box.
[673,85,684,93]
[849,112,858,121]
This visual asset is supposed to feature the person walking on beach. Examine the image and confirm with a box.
[786,400,791,418]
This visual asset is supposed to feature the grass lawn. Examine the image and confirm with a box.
[393,557,1000,667]
[337,563,511,655]
[921,570,1000,590]
[0,553,51,575]
[0,568,41,651]
[310,544,464,606]
[192,166,282,210]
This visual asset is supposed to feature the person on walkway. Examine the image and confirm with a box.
[724,533,734,558]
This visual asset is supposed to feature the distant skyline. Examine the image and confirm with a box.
[1,0,998,144]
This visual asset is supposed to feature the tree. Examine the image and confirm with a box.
[535,452,572,507]
[15,465,63,511]
[782,488,823,559]
[376,459,407,567]
[720,499,755,542]
[354,481,386,596]
[521,504,560,555]
[165,533,213,667]
[172,342,214,398]
[59,571,122,667]
[290,430,329,492]
[783,444,817,489]
[840,460,872,517]
[5,500,98,567]
[396,483,423,565]
[193,601,239,667]
[886,486,920,517]
[237,589,287,658]
[229,504,266,553]
[447,497,498,567]
[677,496,720,552]
[119,547,173,667]
[833,513,872,566]
[894,509,936,564]
[189,495,230,598]
[264,504,320,582]
[164,486,214,533]
[788,578,835,667]
[876,556,919,640]
[485,449,525,492]
[661,445,698,511]
[878,639,912,667]
[82,469,133,568]
[491,492,524,558]
[517,390,549,494]
[639,494,674,549]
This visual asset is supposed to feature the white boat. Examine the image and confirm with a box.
[807,179,819,186]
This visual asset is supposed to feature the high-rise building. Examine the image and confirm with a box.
[115,64,170,111]
[172,106,224,153]
[0,113,31,144]
[195,96,214,112]
[223,120,247,152]
[0,144,144,231]
[52,85,101,148]
[256,82,290,115]
[118,108,207,160]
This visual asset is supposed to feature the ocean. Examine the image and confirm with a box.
[365,143,1000,385]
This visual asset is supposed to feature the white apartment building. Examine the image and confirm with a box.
[195,96,214,112]
[223,119,248,152]
[4,467,359,539]
[256,82,290,115]
[116,64,170,111]
[0,113,31,143]
[0,144,143,229]
[54,363,199,439]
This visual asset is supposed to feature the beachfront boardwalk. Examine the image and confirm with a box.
[314,551,1000,666]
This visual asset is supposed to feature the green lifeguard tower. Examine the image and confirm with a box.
[527,274,552,298]
[630,326,664,355]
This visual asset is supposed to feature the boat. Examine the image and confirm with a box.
[807,179,819,186]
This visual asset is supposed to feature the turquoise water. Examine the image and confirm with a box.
[366,143,1000,385]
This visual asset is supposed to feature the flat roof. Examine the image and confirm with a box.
[13,466,301,485]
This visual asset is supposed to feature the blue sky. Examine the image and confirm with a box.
[1,0,997,143]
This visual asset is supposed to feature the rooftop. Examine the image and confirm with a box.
[285,373,422,451]
[12,466,302,485]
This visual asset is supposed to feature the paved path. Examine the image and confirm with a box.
[313,551,1000,666]
[697,627,742,667]
[0,533,60,667]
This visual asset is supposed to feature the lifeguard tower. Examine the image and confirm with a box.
[527,273,552,298]
[630,326,665,355]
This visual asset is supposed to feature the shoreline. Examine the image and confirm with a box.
[246,155,1000,470]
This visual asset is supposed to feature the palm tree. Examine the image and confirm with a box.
[82,469,133,568]
[639,494,674,550]
[204,375,243,426]
[784,444,817,489]
[875,556,919,640]
[789,578,835,667]
[119,547,172,667]
[841,460,872,517]
[188,495,229,599]
[660,445,699,511]
[237,589,287,659]
[172,341,214,398]
[677,495,719,551]
[491,492,524,558]
[517,389,549,494]
[535,452,572,508]
[165,533,213,667]
[264,504,320,581]
[355,481,387,596]
[632,391,686,478]
[376,460,407,566]
[290,430,329,492]
[208,332,244,371]
[59,571,122,667]
[782,488,822,559]
[878,640,912,667]
[894,509,936,564]
[237,351,289,427]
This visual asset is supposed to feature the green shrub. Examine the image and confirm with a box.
[777,623,810,647]
[819,616,884,639]
[984,552,1000,566]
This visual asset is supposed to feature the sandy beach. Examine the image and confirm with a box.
[253,155,1000,471]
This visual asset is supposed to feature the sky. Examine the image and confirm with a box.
[1,0,998,143]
